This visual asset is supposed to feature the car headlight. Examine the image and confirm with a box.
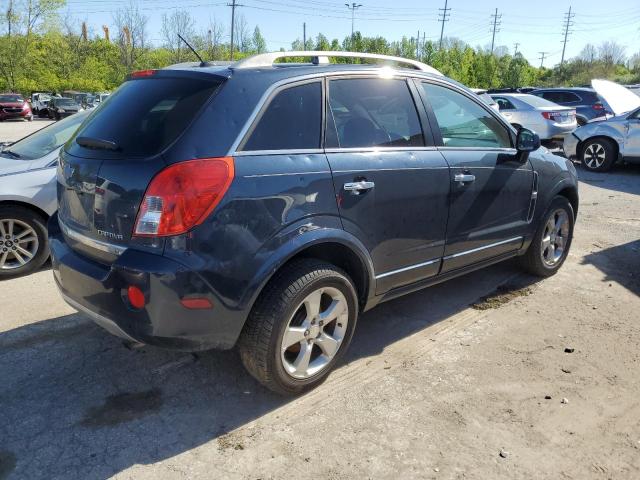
[58,108,65,113]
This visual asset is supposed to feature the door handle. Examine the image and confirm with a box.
[343,181,375,195]
[454,173,476,184]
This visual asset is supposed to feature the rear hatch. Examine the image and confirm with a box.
[57,70,224,263]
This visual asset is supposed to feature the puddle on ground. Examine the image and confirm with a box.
[80,388,163,428]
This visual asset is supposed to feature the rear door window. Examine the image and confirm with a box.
[326,78,425,149]
[68,75,221,158]
[241,81,322,151]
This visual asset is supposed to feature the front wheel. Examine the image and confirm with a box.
[519,196,574,277]
[238,259,358,395]
[581,138,616,172]
[0,206,49,279]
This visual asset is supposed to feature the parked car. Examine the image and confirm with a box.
[563,79,640,172]
[0,110,89,278]
[50,51,578,395]
[30,92,53,117]
[471,88,500,112]
[0,94,33,122]
[490,93,577,140]
[530,87,612,126]
[47,97,83,120]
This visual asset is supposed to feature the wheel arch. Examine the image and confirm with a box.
[0,200,50,221]
[556,185,579,218]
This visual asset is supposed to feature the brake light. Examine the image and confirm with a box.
[593,103,604,110]
[541,111,555,120]
[22,102,30,111]
[133,157,234,237]
[130,69,157,78]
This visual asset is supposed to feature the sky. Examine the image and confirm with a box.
[64,0,640,67]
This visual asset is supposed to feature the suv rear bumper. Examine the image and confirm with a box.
[49,214,245,351]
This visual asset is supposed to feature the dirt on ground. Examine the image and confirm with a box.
[0,137,639,478]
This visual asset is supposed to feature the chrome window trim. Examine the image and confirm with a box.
[324,146,439,154]
[234,148,325,157]
[375,258,440,279]
[227,70,444,156]
[443,236,523,260]
[58,217,126,256]
[437,147,518,153]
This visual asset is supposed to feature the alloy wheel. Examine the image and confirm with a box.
[0,219,39,271]
[584,143,606,169]
[280,286,349,379]
[540,209,570,267]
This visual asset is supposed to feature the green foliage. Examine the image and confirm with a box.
[1,14,637,96]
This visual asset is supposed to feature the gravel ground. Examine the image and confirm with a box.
[0,118,639,479]
[0,118,54,143]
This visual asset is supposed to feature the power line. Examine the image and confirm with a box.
[228,0,244,60]
[560,5,575,66]
[538,51,549,68]
[345,2,362,45]
[490,8,502,53]
[438,0,451,49]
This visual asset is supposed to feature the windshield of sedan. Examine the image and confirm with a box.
[0,95,24,103]
[0,111,88,160]
[519,95,559,108]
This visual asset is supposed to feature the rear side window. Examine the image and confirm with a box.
[327,78,425,149]
[494,97,516,110]
[70,76,221,157]
[242,82,322,151]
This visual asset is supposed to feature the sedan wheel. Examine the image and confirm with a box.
[581,139,615,172]
[0,207,49,279]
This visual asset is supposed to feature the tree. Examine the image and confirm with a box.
[252,26,266,53]
[113,2,148,75]
[161,10,196,63]
[598,41,626,66]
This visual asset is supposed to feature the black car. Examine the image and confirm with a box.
[530,87,612,125]
[47,97,82,120]
[49,51,579,395]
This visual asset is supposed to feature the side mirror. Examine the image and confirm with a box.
[516,128,540,152]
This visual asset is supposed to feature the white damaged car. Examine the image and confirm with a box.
[563,79,640,172]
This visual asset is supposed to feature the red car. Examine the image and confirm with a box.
[0,93,33,122]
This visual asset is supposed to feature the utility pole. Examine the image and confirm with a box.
[513,42,520,56]
[438,0,451,50]
[560,6,575,66]
[416,30,420,57]
[345,3,363,47]
[228,0,244,61]
[303,22,307,50]
[538,51,549,68]
[490,8,502,53]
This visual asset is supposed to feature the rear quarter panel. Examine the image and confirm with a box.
[0,166,57,216]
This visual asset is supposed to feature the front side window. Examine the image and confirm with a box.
[327,78,425,149]
[242,81,322,151]
[421,83,511,148]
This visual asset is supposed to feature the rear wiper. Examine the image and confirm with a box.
[76,136,119,151]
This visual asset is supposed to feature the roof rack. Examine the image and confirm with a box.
[233,51,442,75]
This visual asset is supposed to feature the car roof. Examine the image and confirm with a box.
[533,87,595,93]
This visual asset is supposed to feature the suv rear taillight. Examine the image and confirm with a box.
[133,157,234,237]
[593,103,605,110]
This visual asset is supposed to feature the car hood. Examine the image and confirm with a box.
[592,79,640,116]
[0,156,32,176]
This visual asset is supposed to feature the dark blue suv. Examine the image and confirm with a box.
[531,87,612,125]
[50,52,579,395]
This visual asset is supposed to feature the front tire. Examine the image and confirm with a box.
[519,196,574,277]
[581,138,616,172]
[0,206,49,279]
[238,259,358,395]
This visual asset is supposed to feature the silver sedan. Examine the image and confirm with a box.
[0,111,89,278]
[563,80,640,172]
[490,93,577,140]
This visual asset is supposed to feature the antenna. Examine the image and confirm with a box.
[177,33,206,67]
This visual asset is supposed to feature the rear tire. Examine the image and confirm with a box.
[0,206,49,279]
[519,196,574,277]
[238,258,358,395]
[580,138,616,172]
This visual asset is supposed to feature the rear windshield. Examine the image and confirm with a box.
[520,95,560,108]
[69,76,221,158]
